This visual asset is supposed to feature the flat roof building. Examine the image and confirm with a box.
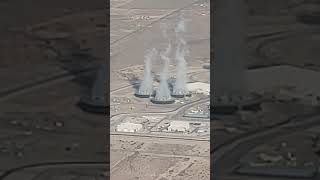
[168,121,190,132]
[116,122,143,133]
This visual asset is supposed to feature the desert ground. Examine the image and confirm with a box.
[213,0,320,180]
[1,0,320,179]
[110,0,210,179]
[0,0,107,179]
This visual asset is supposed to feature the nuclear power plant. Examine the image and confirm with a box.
[137,14,190,104]
[110,1,210,179]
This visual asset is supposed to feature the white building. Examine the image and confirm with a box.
[187,82,210,95]
[116,122,143,133]
[168,121,190,132]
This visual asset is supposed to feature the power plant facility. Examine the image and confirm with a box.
[110,1,210,179]
[136,14,191,104]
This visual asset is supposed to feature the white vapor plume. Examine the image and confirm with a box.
[154,33,173,101]
[160,23,169,40]
[137,48,158,96]
[155,53,172,101]
[173,13,189,96]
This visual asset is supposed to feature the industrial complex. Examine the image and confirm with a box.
[110,0,210,179]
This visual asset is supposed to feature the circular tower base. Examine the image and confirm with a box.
[151,98,175,104]
[171,93,191,98]
[134,93,151,98]
[78,96,107,114]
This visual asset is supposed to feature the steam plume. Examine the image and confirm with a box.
[173,13,189,96]
[137,48,157,96]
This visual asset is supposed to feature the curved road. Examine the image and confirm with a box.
[0,161,108,180]
[213,112,320,180]
[0,0,210,179]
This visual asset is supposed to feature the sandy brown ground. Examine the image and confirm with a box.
[0,0,107,179]
[110,0,210,180]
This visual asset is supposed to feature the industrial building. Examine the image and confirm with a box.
[116,122,143,133]
[168,121,190,132]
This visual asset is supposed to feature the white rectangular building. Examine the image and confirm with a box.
[116,122,143,133]
[168,121,190,132]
